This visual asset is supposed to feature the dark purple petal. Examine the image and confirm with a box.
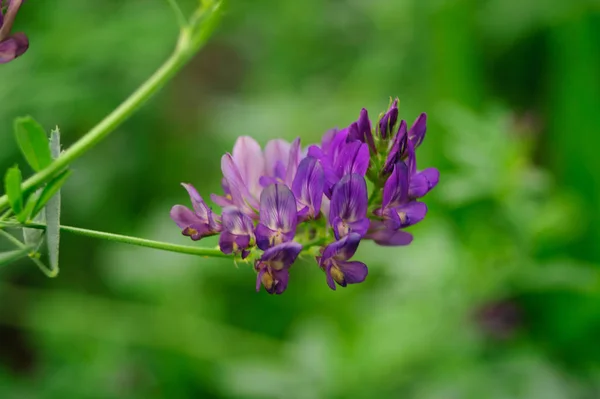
[409,168,440,198]
[383,120,407,174]
[334,141,370,177]
[358,108,375,153]
[321,233,362,263]
[330,260,368,287]
[382,162,409,209]
[347,122,361,142]
[260,241,302,267]
[409,113,427,148]
[259,184,298,232]
[366,221,414,246]
[219,231,250,255]
[255,242,302,294]
[232,136,265,200]
[378,99,398,139]
[255,223,296,250]
[292,156,324,218]
[395,201,428,227]
[0,32,28,63]
[329,174,368,227]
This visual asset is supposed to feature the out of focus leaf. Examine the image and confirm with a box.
[16,192,38,223]
[0,247,32,268]
[46,128,62,274]
[4,166,23,215]
[14,116,53,172]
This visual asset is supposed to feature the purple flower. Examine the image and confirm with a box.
[378,99,399,140]
[329,174,369,239]
[261,137,301,187]
[383,120,407,175]
[170,183,221,240]
[292,156,325,219]
[365,221,413,246]
[357,108,375,153]
[318,233,367,290]
[255,241,303,294]
[219,207,255,258]
[376,162,428,230]
[255,184,298,250]
[0,0,28,64]
[408,113,427,148]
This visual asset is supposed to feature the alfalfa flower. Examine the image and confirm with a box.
[0,0,28,64]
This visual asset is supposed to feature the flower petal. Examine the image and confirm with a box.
[366,221,414,246]
[383,120,407,174]
[292,156,324,218]
[378,99,398,139]
[285,137,302,185]
[264,139,291,177]
[409,113,427,148]
[358,108,375,153]
[260,241,303,269]
[332,260,368,286]
[0,33,28,63]
[221,207,254,235]
[409,168,440,198]
[321,233,362,263]
[232,136,265,199]
[259,184,298,233]
[382,162,409,208]
[221,154,258,212]
[334,141,370,177]
[394,201,428,227]
[329,174,368,226]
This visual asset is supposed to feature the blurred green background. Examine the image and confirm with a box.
[1,0,600,398]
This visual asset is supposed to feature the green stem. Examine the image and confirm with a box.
[4,222,230,259]
[0,229,57,277]
[166,0,189,29]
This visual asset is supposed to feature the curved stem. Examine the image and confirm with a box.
[0,229,57,277]
[5,222,231,259]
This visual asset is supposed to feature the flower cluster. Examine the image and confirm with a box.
[0,0,28,64]
[171,99,439,294]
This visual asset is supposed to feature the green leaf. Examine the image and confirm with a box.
[46,128,62,274]
[17,191,38,223]
[31,169,72,218]
[4,166,23,215]
[0,247,32,268]
[14,116,53,172]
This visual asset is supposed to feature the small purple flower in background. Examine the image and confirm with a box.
[318,233,367,290]
[255,241,302,294]
[170,183,221,240]
[170,97,439,294]
[0,0,28,64]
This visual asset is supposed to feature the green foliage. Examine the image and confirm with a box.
[13,116,53,172]
[4,166,23,215]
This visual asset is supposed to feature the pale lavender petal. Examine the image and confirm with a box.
[264,139,291,177]
[292,157,324,218]
[221,154,258,212]
[366,221,414,246]
[170,205,199,230]
[181,183,209,219]
[232,136,265,199]
[329,174,368,225]
[382,162,409,208]
[409,168,440,198]
[259,184,298,233]
[409,113,427,148]
[222,207,254,235]
[285,137,301,185]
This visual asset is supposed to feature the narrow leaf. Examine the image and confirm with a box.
[17,191,38,223]
[31,169,71,218]
[14,116,53,171]
[46,128,62,273]
[0,247,32,268]
[4,166,23,214]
